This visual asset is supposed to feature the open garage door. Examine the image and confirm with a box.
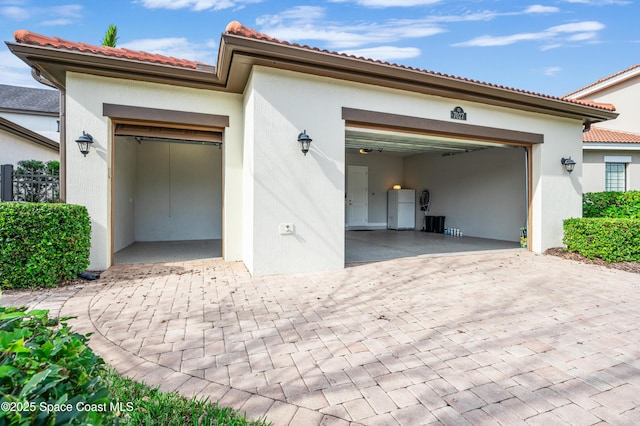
[112,123,223,264]
[343,108,539,264]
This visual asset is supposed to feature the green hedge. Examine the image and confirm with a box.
[0,203,90,289]
[0,306,110,425]
[583,190,640,218]
[563,217,640,262]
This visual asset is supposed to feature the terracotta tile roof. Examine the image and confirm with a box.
[583,126,640,144]
[7,22,621,115]
[13,30,205,69]
[564,64,640,98]
[224,21,616,113]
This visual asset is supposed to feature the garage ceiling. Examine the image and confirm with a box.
[345,126,508,156]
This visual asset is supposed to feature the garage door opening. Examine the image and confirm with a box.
[112,124,223,264]
[344,123,532,264]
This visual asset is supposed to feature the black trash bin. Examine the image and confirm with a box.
[434,216,446,233]
[425,216,435,232]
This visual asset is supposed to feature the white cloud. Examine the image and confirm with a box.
[0,50,43,88]
[564,0,630,4]
[119,37,216,64]
[340,46,421,61]
[137,0,261,11]
[544,66,561,76]
[1,3,83,25]
[548,21,605,33]
[40,19,74,26]
[0,6,30,20]
[525,5,560,13]
[256,6,326,27]
[454,20,605,48]
[455,33,542,47]
[329,0,442,7]
[257,7,447,49]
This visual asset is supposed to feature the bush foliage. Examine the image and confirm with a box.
[583,190,640,218]
[0,203,90,289]
[564,218,640,262]
[0,306,110,425]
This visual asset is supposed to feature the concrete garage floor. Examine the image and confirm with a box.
[346,230,522,264]
[113,233,521,265]
[114,239,222,264]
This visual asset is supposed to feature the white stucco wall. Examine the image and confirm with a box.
[0,127,58,166]
[0,111,60,142]
[65,72,243,270]
[583,150,640,192]
[404,147,527,241]
[66,65,585,274]
[573,75,640,133]
[246,67,584,274]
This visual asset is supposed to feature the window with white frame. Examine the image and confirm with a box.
[604,156,631,192]
[605,163,626,192]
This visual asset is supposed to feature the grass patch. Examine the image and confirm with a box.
[106,369,271,425]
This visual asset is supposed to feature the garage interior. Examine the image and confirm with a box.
[345,125,527,264]
[112,124,223,265]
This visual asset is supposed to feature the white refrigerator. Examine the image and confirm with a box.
[387,189,415,230]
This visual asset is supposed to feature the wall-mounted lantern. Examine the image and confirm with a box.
[561,157,576,174]
[75,131,94,157]
[297,130,312,155]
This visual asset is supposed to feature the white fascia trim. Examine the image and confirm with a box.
[583,143,640,151]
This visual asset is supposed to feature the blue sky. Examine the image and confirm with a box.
[1,0,637,96]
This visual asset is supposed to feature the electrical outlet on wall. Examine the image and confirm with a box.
[279,223,294,235]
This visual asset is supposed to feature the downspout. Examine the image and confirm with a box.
[31,68,66,202]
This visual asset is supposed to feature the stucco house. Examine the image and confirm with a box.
[0,84,59,166]
[565,65,640,192]
[6,22,617,276]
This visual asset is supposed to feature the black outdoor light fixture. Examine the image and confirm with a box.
[561,157,576,173]
[75,131,94,157]
[297,130,312,155]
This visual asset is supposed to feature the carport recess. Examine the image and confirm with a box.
[342,107,542,261]
[104,104,229,265]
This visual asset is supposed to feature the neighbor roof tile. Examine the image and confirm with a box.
[584,126,640,144]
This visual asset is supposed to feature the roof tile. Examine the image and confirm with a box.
[224,22,616,113]
[584,126,640,144]
[9,22,621,114]
[13,29,204,69]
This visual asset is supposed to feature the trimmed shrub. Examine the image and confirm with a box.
[0,203,90,289]
[563,218,640,262]
[0,306,110,425]
[583,190,640,218]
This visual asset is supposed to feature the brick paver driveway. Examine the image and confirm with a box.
[60,252,639,425]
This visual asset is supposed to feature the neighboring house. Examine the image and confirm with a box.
[6,22,617,276]
[565,65,640,192]
[0,84,60,166]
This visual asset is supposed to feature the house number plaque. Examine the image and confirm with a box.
[450,106,467,121]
